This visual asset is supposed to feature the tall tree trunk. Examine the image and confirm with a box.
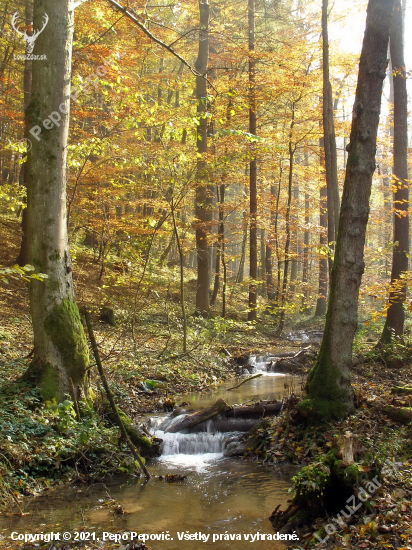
[248,0,258,321]
[380,0,409,343]
[322,0,340,265]
[16,0,32,267]
[24,0,89,401]
[277,114,295,334]
[265,185,277,305]
[315,137,328,316]
[302,148,310,310]
[236,218,247,284]
[195,0,211,316]
[290,183,299,293]
[301,0,394,422]
[211,184,225,307]
[171,201,187,352]
[260,228,266,295]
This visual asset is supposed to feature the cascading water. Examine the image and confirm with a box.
[150,414,236,466]
[158,431,229,456]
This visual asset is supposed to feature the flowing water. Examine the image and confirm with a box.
[0,355,303,549]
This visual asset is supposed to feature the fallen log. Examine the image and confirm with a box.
[391,386,412,396]
[184,418,261,433]
[383,405,412,424]
[166,399,283,433]
[165,398,227,433]
[225,402,282,418]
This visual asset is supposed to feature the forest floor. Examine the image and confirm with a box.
[248,355,412,549]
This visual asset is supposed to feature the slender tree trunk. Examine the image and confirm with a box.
[171,201,187,352]
[24,0,89,401]
[380,0,409,343]
[290,183,299,293]
[274,164,283,304]
[211,184,225,307]
[248,0,258,321]
[277,115,295,334]
[195,0,211,316]
[301,0,394,422]
[322,0,340,264]
[315,138,328,317]
[302,148,310,310]
[16,0,32,267]
[265,185,277,305]
[236,220,247,284]
[260,228,266,295]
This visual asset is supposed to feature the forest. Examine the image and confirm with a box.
[0,0,411,548]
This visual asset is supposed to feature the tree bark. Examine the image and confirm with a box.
[195,0,211,316]
[24,0,89,401]
[302,148,310,310]
[266,185,277,304]
[301,0,394,422]
[315,139,328,317]
[16,0,33,267]
[277,113,296,334]
[322,0,340,257]
[380,0,409,343]
[248,0,258,321]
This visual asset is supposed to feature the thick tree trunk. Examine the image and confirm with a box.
[24,0,89,401]
[301,0,394,422]
[380,0,409,343]
[195,0,211,316]
[248,0,257,321]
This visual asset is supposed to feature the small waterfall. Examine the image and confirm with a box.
[156,430,228,456]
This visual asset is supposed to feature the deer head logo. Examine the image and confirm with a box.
[11,11,49,54]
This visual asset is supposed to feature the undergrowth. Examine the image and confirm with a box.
[0,382,139,510]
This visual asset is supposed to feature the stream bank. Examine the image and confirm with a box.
[0,363,303,550]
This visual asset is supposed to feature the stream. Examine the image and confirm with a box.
[0,354,304,549]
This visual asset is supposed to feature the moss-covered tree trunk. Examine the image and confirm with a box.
[301,0,394,422]
[24,0,89,401]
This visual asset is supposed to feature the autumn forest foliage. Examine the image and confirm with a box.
[1,0,403,337]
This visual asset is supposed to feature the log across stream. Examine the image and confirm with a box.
[1,355,303,550]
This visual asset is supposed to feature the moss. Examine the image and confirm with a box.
[44,298,89,386]
[299,313,354,423]
[340,463,362,485]
[107,406,162,458]
[38,363,60,403]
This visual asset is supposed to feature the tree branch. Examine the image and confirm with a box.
[105,0,201,77]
